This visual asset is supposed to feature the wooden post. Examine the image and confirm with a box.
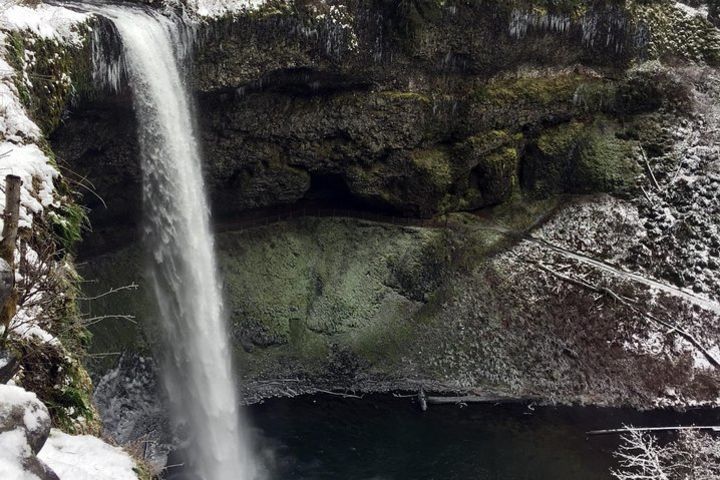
[0,175,21,340]
[0,175,21,264]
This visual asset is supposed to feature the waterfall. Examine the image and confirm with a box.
[88,6,257,479]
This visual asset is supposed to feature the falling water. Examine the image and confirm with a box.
[88,6,257,479]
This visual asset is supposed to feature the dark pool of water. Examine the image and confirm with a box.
[167,395,719,480]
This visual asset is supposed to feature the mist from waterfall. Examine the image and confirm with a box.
[88,6,258,479]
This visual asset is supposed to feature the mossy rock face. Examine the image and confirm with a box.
[632,1,720,65]
[473,74,591,108]
[522,119,640,196]
[453,130,522,210]
[16,338,101,435]
[574,122,640,193]
[522,121,586,197]
[55,0,677,239]
[81,217,463,382]
[346,148,454,216]
[467,72,616,134]
[217,218,450,347]
[4,26,92,134]
[615,62,693,115]
[191,0,635,92]
[55,1,695,259]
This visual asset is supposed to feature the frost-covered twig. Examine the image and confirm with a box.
[78,314,136,328]
[78,283,138,301]
[640,146,662,192]
[613,429,670,480]
[612,429,720,480]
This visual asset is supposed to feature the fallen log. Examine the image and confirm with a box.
[587,426,720,436]
[426,395,531,405]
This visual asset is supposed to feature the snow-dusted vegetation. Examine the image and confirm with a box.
[2,0,720,479]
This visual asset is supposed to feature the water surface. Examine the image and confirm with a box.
[169,394,718,480]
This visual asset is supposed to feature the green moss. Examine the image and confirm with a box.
[132,465,153,480]
[18,338,100,435]
[85,218,455,381]
[4,33,33,112]
[523,121,585,197]
[53,358,100,435]
[524,118,640,196]
[537,121,587,157]
[467,130,522,153]
[632,1,720,65]
[4,25,92,134]
[346,146,456,216]
[47,202,90,254]
[410,148,453,190]
[573,81,618,113]
[575,122,641,193]
[453,130,522,211]
[473,74,597,108]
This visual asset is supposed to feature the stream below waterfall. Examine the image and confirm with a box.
[162,395,719,480]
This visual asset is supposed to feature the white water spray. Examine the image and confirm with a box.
[90,6,257,479]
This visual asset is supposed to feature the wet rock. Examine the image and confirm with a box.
[0,385,52,454]
[24,455,61,480]
[0,385,59,480]
[53,1,648,255]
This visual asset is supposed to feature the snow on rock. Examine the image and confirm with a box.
[14,322,60,347]
[0,429,39,480]
[169,0,268,17]
[39,430,139,480]
[0,385,52,480]
[0,142,58,229]
[0,1,87,340]
[0,57,41,143]
[0,382,138,480]
[0,47,59,233]
[0,384,51,454]
[693,344,720,371]
[628,67,720,302]
[675,2,708,19]
[0,1,90,231]
[0,3,89,45]
[94,354,169,468]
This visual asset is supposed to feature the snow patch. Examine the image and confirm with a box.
[0,39,60,234]
[0,382,39,406]
[0,385,50,479]
[171,0,268,17]
[1,3,89,45]
[0,142,58,229]
[674,2,708,19]
[39,430,139,480]
[15,321,59,346]
[0,430,38,480]
[693,344,720,370]
[0,384,49,434]
[0,56,41,142]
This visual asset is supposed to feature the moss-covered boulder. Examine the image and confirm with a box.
[522,119,640,196]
